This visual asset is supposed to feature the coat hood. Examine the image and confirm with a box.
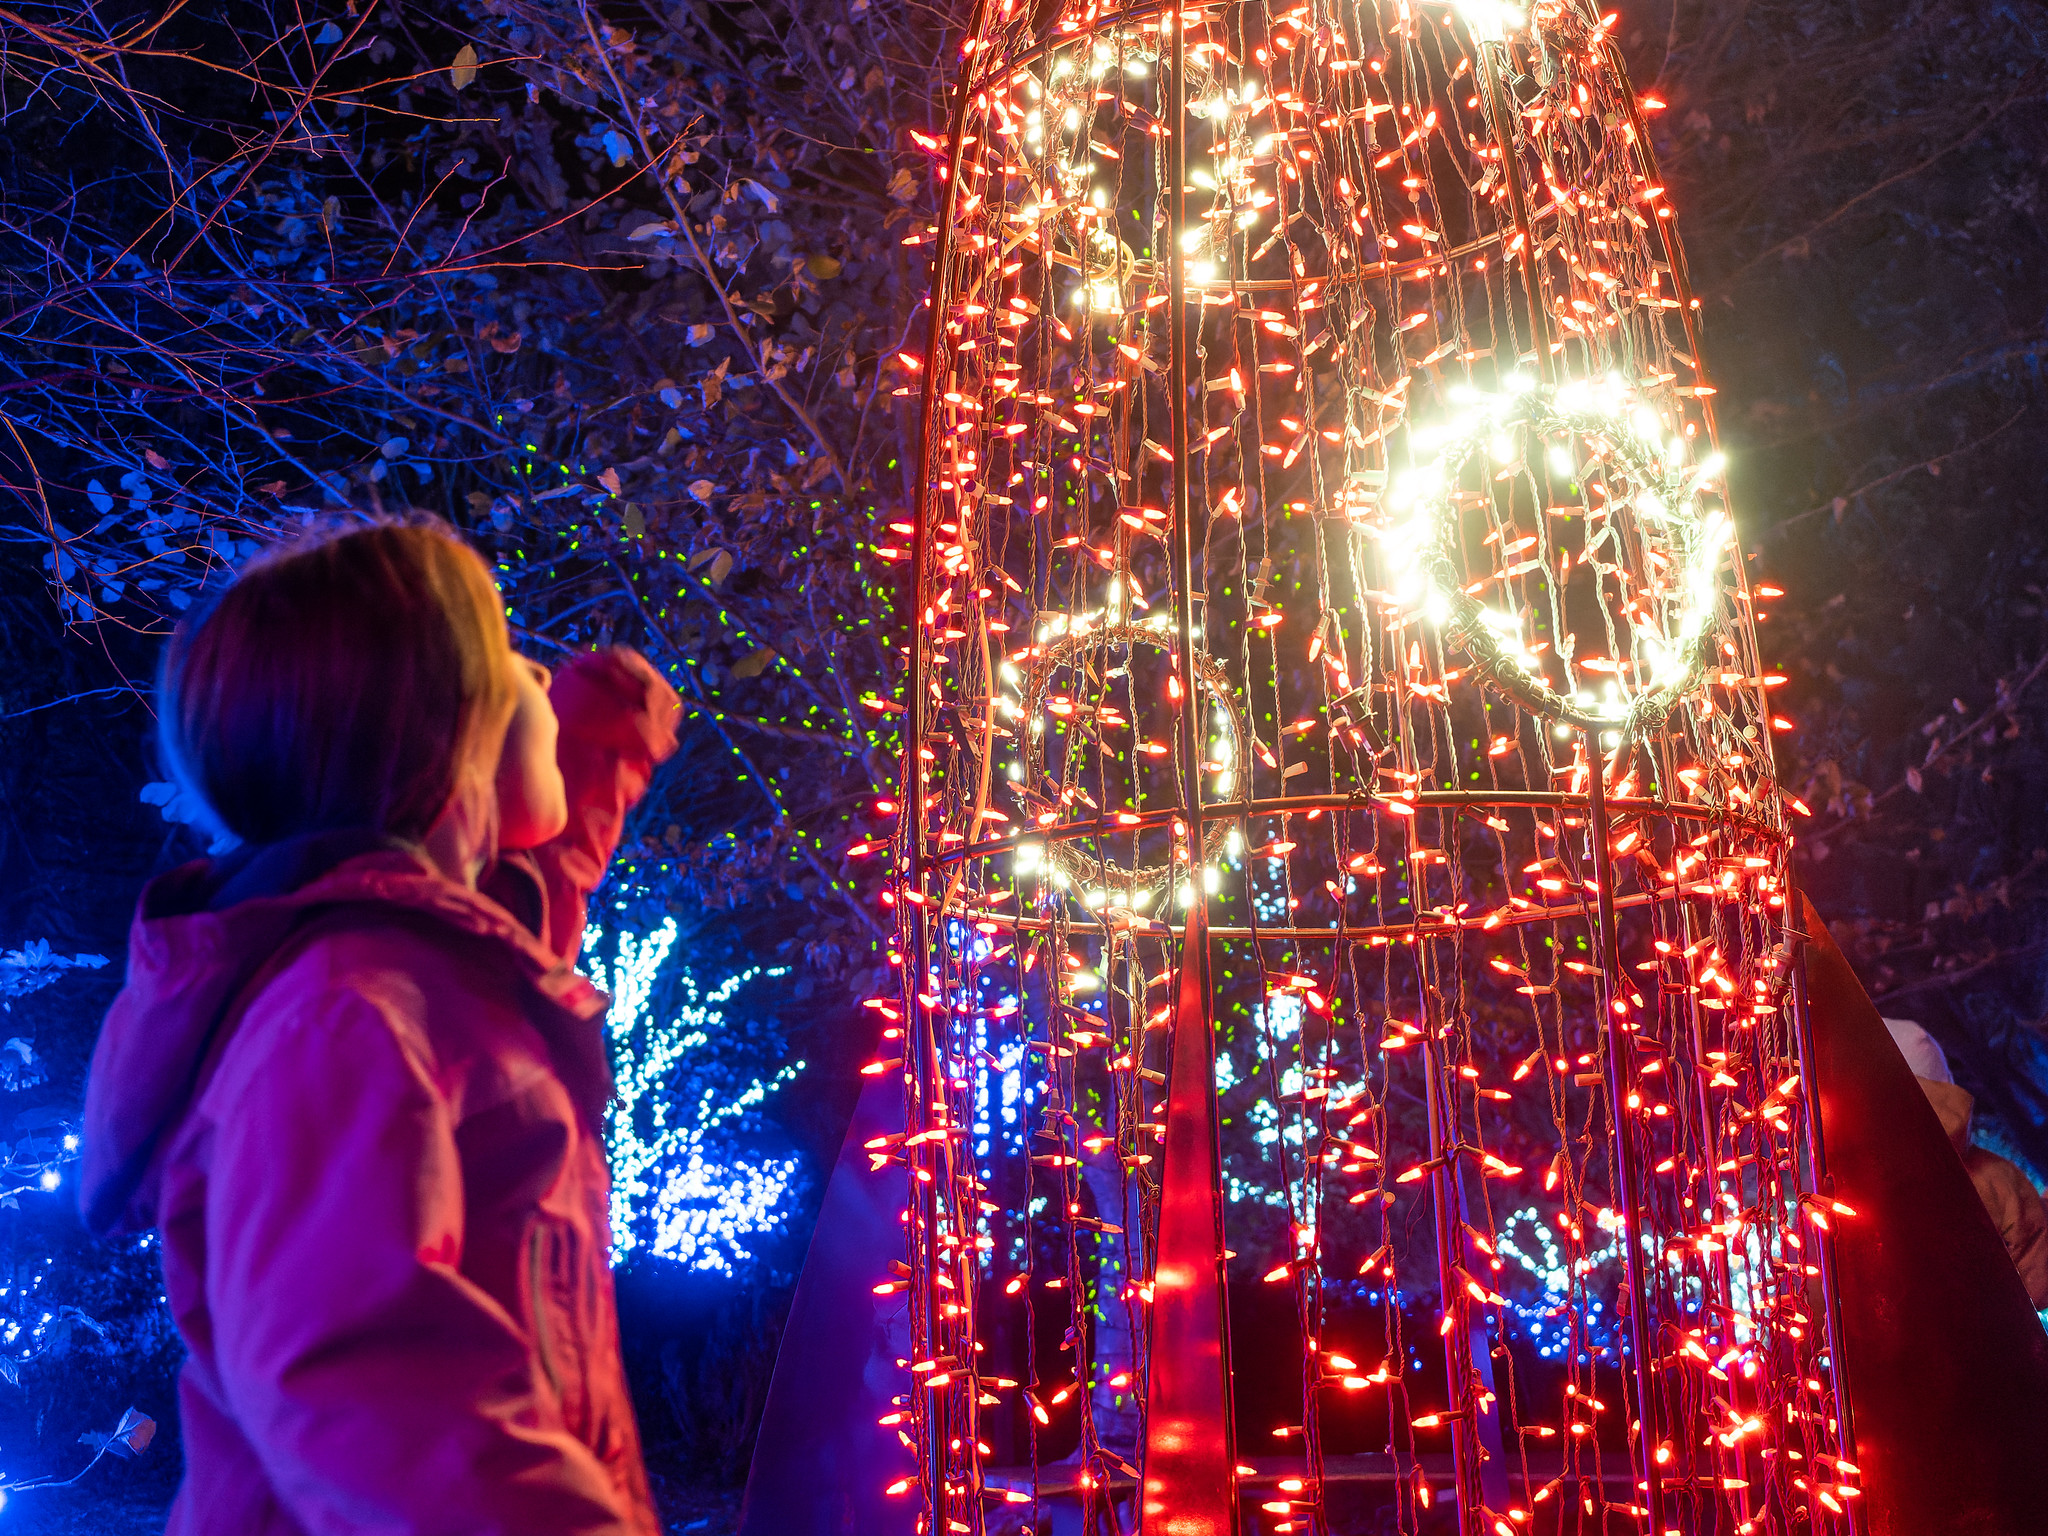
[80,837,609,1239]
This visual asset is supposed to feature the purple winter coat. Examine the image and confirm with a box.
[78,650,678,1535]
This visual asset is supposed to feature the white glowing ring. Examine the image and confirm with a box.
[1016,624,1243,900]
[1388,380,1728,737]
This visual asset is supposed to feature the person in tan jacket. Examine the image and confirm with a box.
[1885,1016,2048,1307]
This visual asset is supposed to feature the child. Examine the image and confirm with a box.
[78,520,680,1534]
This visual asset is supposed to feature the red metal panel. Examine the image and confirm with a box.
[738,1073,917,1536]
[1142,903,1238,1536]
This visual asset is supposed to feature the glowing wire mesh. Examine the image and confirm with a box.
[884,0,1852,1531]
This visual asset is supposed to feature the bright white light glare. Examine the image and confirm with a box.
[1397,379,1727,729]
[1451,0,1526,37]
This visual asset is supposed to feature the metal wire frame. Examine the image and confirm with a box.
[890,1,1857,1532]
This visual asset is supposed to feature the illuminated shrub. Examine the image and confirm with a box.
[584,921,805,1274]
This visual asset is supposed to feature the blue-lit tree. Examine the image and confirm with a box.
[583,921,807,1276]
[1,0,944,976]
[0,944,169,1502]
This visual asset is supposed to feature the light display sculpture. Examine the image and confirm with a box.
[886,0,1857,1530]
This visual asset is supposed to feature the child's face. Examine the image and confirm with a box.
[497,656,568,849]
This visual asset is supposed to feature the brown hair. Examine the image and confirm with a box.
[160,519,518,846]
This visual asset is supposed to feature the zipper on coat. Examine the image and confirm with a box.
[527,1225,563,1398]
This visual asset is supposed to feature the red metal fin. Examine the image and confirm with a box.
[1141,901,1238,1535]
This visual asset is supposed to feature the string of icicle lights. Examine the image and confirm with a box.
[871,0,1856,1530]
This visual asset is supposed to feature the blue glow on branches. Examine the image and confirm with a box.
[1258,991,1305,1045]
[1252,857,1290,922]
[1496,1205,1621,1358]
[584,920,805,1273]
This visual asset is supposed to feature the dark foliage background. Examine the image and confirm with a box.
[1655,0,2048,1183]
[0,0,2045,1528]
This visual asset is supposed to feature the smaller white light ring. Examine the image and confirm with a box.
[1407,385,1724,737]
[1016,623,1244,897]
